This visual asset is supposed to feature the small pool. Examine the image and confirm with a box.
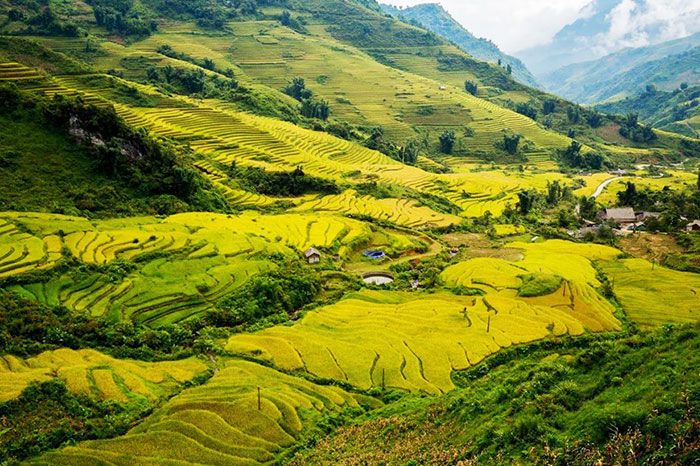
[362,271,395,285]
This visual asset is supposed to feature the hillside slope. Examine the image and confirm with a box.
[542,33,700,104]
[380,3,540,88]
[596,85,700,138]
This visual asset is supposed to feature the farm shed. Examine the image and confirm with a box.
[597,208,636,224]
[687,220,700,232]
[305,247,321,264]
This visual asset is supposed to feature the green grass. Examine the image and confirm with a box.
[517,273,564,297]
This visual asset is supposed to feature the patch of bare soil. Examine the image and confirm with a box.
[619,233,684,263]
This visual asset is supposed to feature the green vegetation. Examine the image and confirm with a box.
[517,273,564,297]
[381,3,540,88]
[0,379,143,463]
[292,324,700,464]
[0,1,699,464]
[597,84,700,138]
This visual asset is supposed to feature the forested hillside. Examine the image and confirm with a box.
[596,84,700,138]
[542,33,700,104]
[380,3,540,88]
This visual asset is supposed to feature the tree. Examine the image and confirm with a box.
[517,190,539,215]
[399,140,420,165]
[283,77,312,101]
[543,99,556,115]
[567,106,581,124]
[503,134,521,154]
[697,170,700,190]
[546,180,566,206]
[506,64,512,75]
[300,99,330,120]
[680,82,689,90]
[617,182,638,205]
[439,130,456,154]
[585,111,603,128]
[516,102,537,120]
[464,80,478,96]
[280,10,292,26]
[579,195,598,220]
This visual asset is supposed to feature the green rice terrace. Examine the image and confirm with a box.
[0,0,699,464]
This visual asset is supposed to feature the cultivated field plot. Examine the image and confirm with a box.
[11,68,581,218]
[3,211,415,326]
[601,259,700,327]
[593,170,698,205]
[0,62,43,82]
[291,189,462,228]
[0,218,62,279]
[0,348,207,403]
[226,283,621,395]
[30,359,377,466]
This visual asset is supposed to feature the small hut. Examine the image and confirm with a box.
[304,247,321,264]
[686,220,700,232]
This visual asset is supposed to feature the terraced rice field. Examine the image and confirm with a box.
[291,189,461,228]
[0,218,62,278]
[225,286,620,395]
[0,348,207,403]
[30,359,377,466]
[601,259,700,327]
[0,62,43,81]
[9,66,584,218]
[593,171,698,205]
[3,211,422,325]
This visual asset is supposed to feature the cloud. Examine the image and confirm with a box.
[383,0,589,53]
[383,0,699,54]
[590,0,700,55]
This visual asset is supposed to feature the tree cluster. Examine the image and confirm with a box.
[619,113,657,143]
[515,102,537,120]
[91,0,156,36]
[283,77,331,121]
[558,141,605,170]
[228,165,340,197]
[439,130,456,154]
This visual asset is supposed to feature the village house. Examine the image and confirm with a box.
[597,207,636,225]
[636,211,661,222]
[686,220,700,232]
[304,247,321,264]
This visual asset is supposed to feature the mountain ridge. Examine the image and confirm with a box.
[380,2,540,88]
[541,33,700,104]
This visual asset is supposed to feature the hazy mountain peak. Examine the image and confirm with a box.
[517,0,700,76]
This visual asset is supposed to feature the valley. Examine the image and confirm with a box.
[0,0,698,464]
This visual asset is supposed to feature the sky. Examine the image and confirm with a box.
[383,0,700,54]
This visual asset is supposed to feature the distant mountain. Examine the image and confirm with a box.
[516,0,700,77]
[541,33,700,104]
[380,3,540,88]
[596,84,700,138]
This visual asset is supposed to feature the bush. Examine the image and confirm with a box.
[517,273,563,297]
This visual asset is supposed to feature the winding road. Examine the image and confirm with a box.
[591,176,625,199]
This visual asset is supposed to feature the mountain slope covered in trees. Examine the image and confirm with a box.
[596,84,700,138]
[541,33,700,104]
[380,3,540,88]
